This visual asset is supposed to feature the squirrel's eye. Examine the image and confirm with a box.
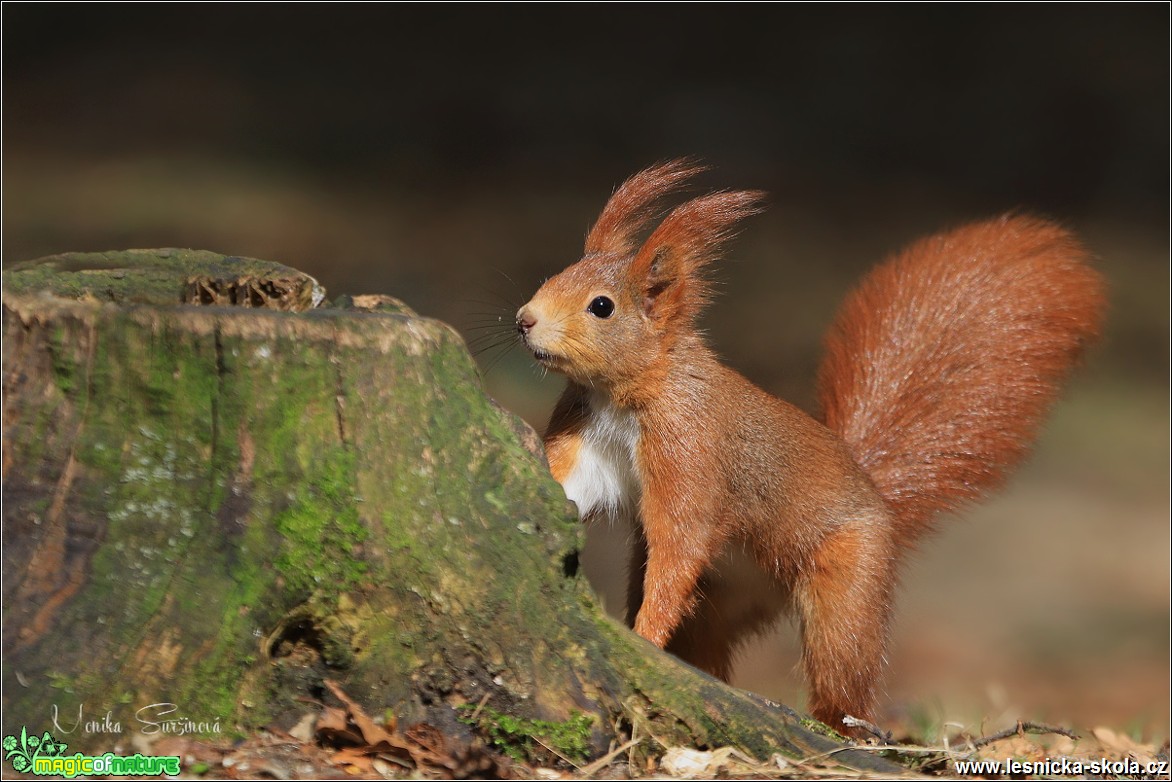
[587,296,615,319]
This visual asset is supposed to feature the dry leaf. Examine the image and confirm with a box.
[315,679,509,778]
[659,747,750,778]
[1091,726,1160,766]
[324,679,394,746]
[316,706,366,749]
[332,746,375,774]
[287,712,317,743]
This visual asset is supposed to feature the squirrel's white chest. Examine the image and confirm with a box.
[560,396,641,522]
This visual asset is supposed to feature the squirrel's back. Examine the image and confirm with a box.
[817,214,1106,542]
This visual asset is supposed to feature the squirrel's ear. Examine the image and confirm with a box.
[585,159,706,256]
[629,190,764,321]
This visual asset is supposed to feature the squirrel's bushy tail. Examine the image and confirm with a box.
[817,214,1106,543]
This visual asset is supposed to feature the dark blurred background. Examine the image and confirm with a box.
[4,5,1167,738]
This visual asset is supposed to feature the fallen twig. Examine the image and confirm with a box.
[842,715,893,743]
[964,719,1079,751]
[578,738,640,778]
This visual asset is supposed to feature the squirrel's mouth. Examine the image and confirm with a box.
[530,348,558,366]
[519,330,566,370]
[523,341,563,369]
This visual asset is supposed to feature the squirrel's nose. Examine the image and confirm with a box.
[516,306,537,335]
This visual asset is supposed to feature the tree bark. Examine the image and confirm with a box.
[1,250,899,773]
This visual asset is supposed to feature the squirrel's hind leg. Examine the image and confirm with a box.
[794,512,897,738]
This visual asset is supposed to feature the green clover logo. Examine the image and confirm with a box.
[4,727,66,772]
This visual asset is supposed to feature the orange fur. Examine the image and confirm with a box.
[629,190,764,326]
[543,387,587,484]
[584,159,705,256]
[516,161,1105,737]
[818,215,1107,541]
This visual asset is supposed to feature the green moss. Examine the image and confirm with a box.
[459,705,594,764]
[181,654,263,734]
[272,448,368,597]
[47,323,79,394]
[46,672,75,693]
[800,717,847,741]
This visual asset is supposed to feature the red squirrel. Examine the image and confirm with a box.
[515,160,1105,736]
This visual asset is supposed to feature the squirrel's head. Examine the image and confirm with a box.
[517,160,763,395]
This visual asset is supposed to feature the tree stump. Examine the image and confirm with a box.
[1,249,899,773]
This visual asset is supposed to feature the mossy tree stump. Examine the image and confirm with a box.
[1,250,899,773]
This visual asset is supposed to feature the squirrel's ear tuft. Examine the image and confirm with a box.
[629,190,765,321]
[584,159,707,257]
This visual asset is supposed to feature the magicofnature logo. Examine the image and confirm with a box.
[3,726,180,777]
